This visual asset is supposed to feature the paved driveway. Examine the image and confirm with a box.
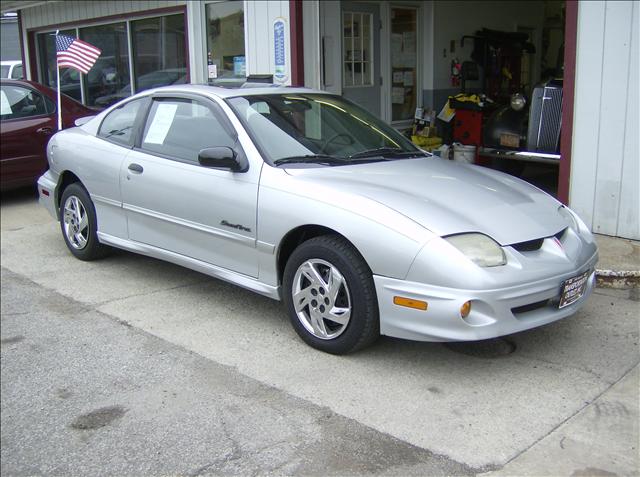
[1,189,638,474]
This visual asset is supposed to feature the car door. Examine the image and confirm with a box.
[0,83,55,189]
[120,93,260,278]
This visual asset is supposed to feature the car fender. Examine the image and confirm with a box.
[256,165,436,287]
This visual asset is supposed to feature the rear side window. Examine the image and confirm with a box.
[11,65,23,79]
[140,98,236,164]
[0,85,48,120]
[98,99,144,146]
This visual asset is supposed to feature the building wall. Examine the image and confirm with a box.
[570,0,639,240]
[20,0,185,81]
[20,1,184,30]
[20,0,291,86]
[245,0,290,82]
[1,17,21,61]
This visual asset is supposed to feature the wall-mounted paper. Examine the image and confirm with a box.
[393,71,404,83]
[392,87,405,104]
[403,71,414,86]
[403,32,416,54]
[391,33,403,67]
[208,64,217,79]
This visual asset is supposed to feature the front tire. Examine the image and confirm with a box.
[283,235,379,354]
[59,183,109,261]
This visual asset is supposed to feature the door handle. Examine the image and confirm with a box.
[36,127,53,135]
[128,163,144,173]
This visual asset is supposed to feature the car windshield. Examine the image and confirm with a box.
[226,93,423,166]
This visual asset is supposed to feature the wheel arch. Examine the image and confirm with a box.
[55,171,83,211]
[276,224,366,286]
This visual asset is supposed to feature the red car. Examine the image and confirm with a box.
[1,79,95,191]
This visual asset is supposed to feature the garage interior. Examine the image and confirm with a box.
[412,0,568,197]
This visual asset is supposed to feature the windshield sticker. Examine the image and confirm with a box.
[0,90,12,115]
[143,103,178,144]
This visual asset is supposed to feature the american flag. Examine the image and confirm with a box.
[56,34,101,74]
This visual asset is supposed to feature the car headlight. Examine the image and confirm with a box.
[445,233,506,267]
[510,93,526,111]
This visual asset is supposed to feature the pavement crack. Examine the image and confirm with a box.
[515,354,612,383]
[94,279,210,307]
[186,417,243,476]
[491,363,640,472]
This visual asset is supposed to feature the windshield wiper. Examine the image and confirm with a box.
[273,154,347,166]
[348,147,428,160]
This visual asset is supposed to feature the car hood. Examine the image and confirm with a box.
[284,157,567,245]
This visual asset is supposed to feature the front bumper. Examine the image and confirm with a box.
[374,249,598,342]
[37,171,58,220]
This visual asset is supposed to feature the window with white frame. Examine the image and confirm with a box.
[342,12,373,87]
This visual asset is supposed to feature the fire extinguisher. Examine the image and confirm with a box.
[451,58,461,87]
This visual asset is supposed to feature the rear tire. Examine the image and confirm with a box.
[283,235,379,354]
[59,183,109,261]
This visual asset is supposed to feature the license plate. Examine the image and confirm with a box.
[559,271,590,308]
[500,133,520,148]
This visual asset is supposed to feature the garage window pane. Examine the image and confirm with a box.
[131,14,187,94]
[343,12,372,87]
[80,23,130,108]
[206,1,246,82]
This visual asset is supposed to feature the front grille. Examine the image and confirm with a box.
[512,299,550,315]
[527,82,563,153]
[511,238,544,252]
[510,227,568,253]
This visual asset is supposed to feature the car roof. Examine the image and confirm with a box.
[141,83,327,100]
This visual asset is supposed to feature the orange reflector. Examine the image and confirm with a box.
[460,301,472,318]
[393,296,428,311]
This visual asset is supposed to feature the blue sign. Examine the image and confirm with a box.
[273,18,287,82]
[233,56,246,77]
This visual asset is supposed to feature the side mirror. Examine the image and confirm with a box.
[198,147,248,172]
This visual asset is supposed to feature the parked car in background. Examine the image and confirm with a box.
[37,85,598,354]
[0,61,24,80]
[94,67,187,107]
[1,79,94,191]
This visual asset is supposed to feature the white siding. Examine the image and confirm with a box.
[245,0,291,84]
[570,1,639,240]
[21,1,184,30]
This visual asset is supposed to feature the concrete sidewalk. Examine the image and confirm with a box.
[594,234,640,289]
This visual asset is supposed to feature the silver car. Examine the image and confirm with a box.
[37,85,598,354]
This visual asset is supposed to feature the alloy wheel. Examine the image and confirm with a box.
[291,258,352,340]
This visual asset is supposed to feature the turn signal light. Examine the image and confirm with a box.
[460,301,472,318]
[393,296,428,311]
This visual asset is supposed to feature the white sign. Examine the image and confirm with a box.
[273,17,288,83]
[208,64,218,79]
[143,103,178,145]
[0,90,12,115]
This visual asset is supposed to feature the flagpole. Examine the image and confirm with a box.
[56,56,62,131]
[55,32,62,131]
